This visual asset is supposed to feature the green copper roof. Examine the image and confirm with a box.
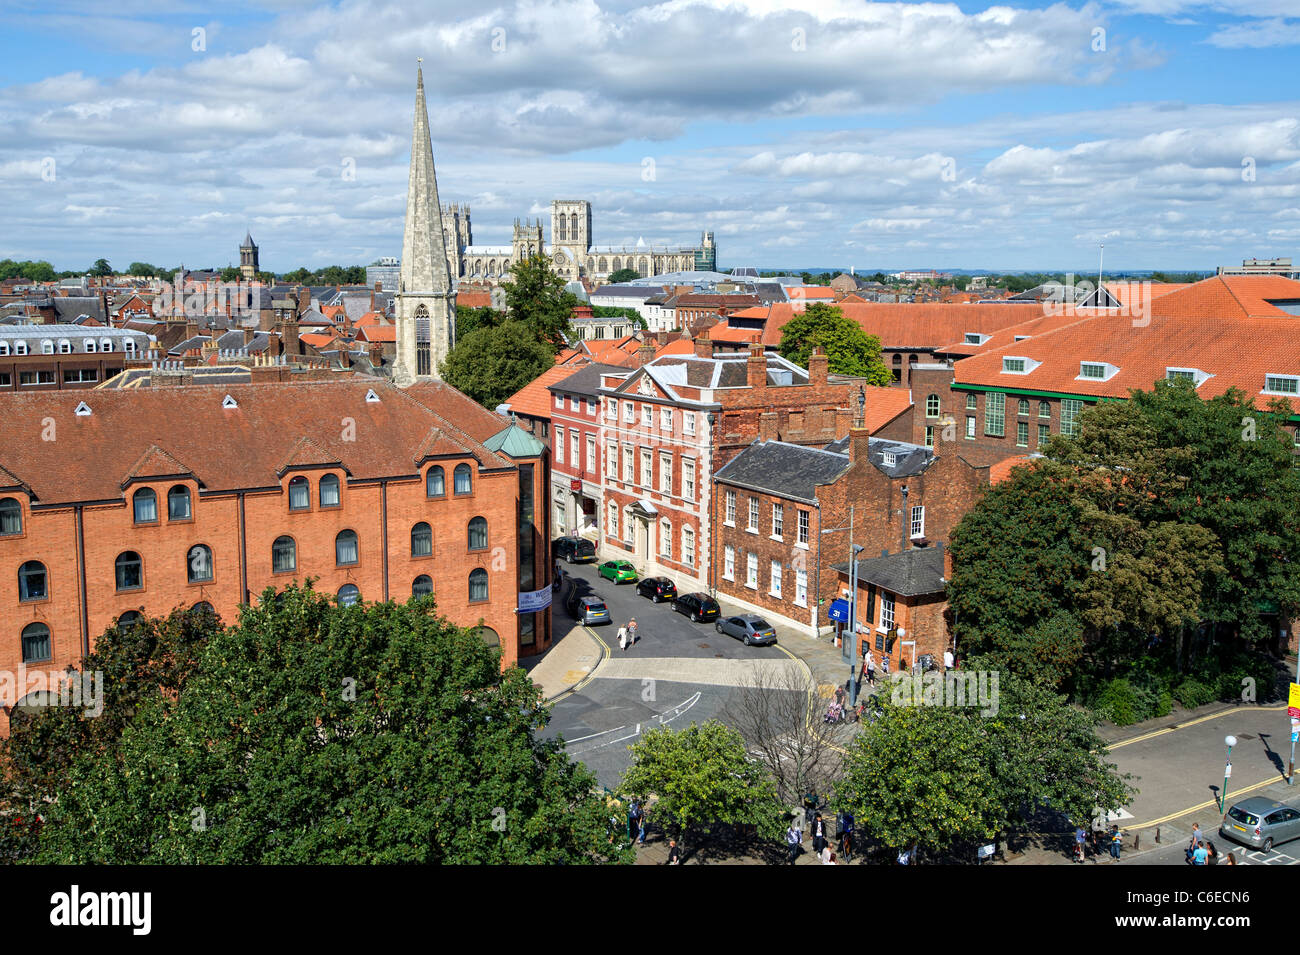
[485,418,546,458]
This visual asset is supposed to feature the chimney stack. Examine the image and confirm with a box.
[297,286,310,316]
[694,335,713,359]
[746,341,765,388]
[759,411,779,442]
[636,342,655,366]
[848,385,870,464]
[808,346,828,385]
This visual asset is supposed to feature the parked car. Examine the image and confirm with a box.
[716,614,778,646]
[569,595,611,626]
[553,537,596,564]
[598,560,638,584]
[1220,797,1300,852]
[670,592,720,623]
[635,576,678,603]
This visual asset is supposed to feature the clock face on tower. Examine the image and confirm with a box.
[553,251,566,266]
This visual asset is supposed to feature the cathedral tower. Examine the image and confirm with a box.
[239,231,259,281]
[393,63,456,387]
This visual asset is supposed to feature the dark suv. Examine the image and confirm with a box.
[670,592,720,623]
[553,537,596,564]
[635,577,678,603]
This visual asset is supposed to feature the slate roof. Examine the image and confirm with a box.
[822,434,933,477]
[714,441,850,503]
[52,297,107,323]
[833,545,947,597]
[548,362,632,399]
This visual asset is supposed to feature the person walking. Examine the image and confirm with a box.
[1110,826,1122,860]
[667,839,681,865]
[618,625,628,651]
[638,808,649,845]
[812,813,827,855]
[943,646,955,672]
[864,649,876,687]
[790,806,804,845]
[802,790,818,834]
[839,811,855,862]
[1191,843,1209,865]
[785,821,801,865]
[880,654,890,678]
[820,847,837,865]
[1186,823,1203,864]
[1074,826,1087,863]
[628,618,640,646]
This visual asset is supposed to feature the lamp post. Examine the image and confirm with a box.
[848,543,864,706]
[1219,735,1237,813]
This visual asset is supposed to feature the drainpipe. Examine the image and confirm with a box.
[380,479,390,602]
[75,505,89,657]
[900,484,909,551]
[237,491,248,604]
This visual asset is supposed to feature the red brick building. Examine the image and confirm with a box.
[547,363,631,538]
[0,379,549,732]
[833,544,951,674]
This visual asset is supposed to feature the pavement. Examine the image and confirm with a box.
[518,612,605,703]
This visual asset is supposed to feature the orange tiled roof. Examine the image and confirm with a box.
[0,379,512,507]
[784,286,836,300]
[653,338,696,357]
[583,336,642,368]
[501,362,588,419]
[707,322,762,345]
[952,275,1300,414]
[300,332,337,350]
[989,455,1034,484]
[862,386,914,432]
[458,290,493,309]
[356,325,396,343]
[756,302,1044,349]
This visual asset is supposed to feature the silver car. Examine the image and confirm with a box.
[715,614,777,647]
[571,595,611,626]
[1219,797,1300,852]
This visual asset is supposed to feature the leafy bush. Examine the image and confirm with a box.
[1173,678,1216,710]
[1092,678,1161,726]
[1155,690,1174,718]
[1216,653,1280,703]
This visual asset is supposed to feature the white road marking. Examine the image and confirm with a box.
[566,692,702,755]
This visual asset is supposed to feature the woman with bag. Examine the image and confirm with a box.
[618,626,628,651]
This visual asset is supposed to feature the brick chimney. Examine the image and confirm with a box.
[694,335,713,359]
[847,385,870,463]
[636,342,655,366]
[243,326,256,347]
[297,286,310,316]
[746,341,766,388]
[184,318,199,341]
[808,346,828,385]
[759,411,779,442]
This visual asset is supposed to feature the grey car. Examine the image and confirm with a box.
[570,595,611,626]
[715,614,777,647]
[1219,797,1300,852]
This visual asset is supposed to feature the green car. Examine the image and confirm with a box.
[598,560,638,584]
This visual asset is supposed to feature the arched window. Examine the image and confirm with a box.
[468,568,488,602]
[411,522,432,558]
[319,474,340,508]
[167,485,191,520]
[117,610,143,629]
[84,339,96,353]
[1018,398,1030,416]
[20,622,51,663]
[133,487,158,524]
[114,551,143,591]
[40,339,53,355]
[612,256,622,272]
[187,544,213,583]
[0,497,21,536]
[557,216,567,241]
[454,463,472,495]
[426,466,445,498]
[288,476,310,511]
[412,575,433,597]
[100,339,113,352]
[926,394,940,418]
[1038,400,1051,418]
[18,560,47,601]
[189,601,216,620]
[272,535,296,573]
[0,342,9,356]
[599,257,607,272]
[335,529,358,566]
[467,516,487,551]
[58,339,71,354]
[337,584,360,607]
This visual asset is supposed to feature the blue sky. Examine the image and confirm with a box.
[0,0,1297,272]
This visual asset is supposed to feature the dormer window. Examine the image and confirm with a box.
[1001,356,1040,375]
[964,333,989,346]
[84,340,96,353]
[14,342,26,356]
[58,340,71,354]
[1166,367,1210,388]
[1078,361,1118,382]
[1264,375,1300,395]
[882,451,897,467]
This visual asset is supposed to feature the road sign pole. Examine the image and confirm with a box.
[1289,672,1300,785]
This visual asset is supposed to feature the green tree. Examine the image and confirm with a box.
[455,304,504,338]
[89,258,113,277]
[606,268,639,284]
[590,305,647,330]
[620,721,785,850]
[219,266,242,282]
[440,320,555,409]
[31,585,628,864]
[777,301,891,383]
[500,254,578,351]
[126,262,160,278]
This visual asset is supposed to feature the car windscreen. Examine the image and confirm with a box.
[1227,807,1259,826]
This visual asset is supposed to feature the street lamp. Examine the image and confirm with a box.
[847,543,864,706]
[1219,735,1237,813]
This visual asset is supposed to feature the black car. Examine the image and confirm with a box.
[636,576,678,603]
[553,536,596,564]
[670,591,720,623]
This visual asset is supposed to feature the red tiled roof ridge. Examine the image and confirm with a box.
[277,435,345,476]
[121,444,196,486]
[385,383,512,469]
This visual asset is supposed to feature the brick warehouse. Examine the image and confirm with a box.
[712,399,989,643]
[0,379,549,732]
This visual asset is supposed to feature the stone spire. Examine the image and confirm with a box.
[393,62,456,387]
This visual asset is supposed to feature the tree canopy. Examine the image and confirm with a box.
[499,254,578,351]
[440,320,556,410]
[776,302,891,383]
[606,268,639,284]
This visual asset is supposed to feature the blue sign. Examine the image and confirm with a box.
[827,599,850,622]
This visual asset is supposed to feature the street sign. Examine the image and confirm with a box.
[1225,761,1232,779]
[1290,682,1300,720]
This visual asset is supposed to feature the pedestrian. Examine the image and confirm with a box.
[835,684,845,708]
[1206,840,1219,866]
[880,654,890,678]
[628,617,639,645]
[802,790,818,832]
[864,649,876,687]
[1190,823,1203,847]
[840,811,855,862]
[1110,826,1122,860]
[785,821,801,865]
[627,800,639,841]
[812,813,827,854]
[667,839,681,865]
[618,625,628,651]
[1186,823,1203,864]
[820,847,836,865]
[1224,851,1238,866]
[638,808,648,845]
[897,844,913,865]
[790,807,804,845]
[943,646,954,672]
[1191,843,1209,865]
[1074,825,1087,862]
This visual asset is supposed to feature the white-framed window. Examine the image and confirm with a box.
[797,509,809,546]
[555,393,564,408]
[1060,398,1085,437]
[747,497,759,532]
[641,449,653,487]
[984,392,1006,437]
[1002,357,1025,373]
[795,568,808,607]
[555,427,565,464]
[1265,375,1300,395]
[966,393,977,411]
[682,526,695,565]
[684,412,696,436]
[966,415,976,439]
[725,490,736,526]
[642,405,653,427]
[724,545,735,581]
[682,459,695,500]
[963,332,988,345]
[1080,362,1107,380]
[1017,421,1029,447]
[770,561,782,598]
[659,452,672,494]
[661,408,673,431]
[880,592,896,632]
[555,500,567,536]
[925,426,934,448]
[772,503,784,538]
[571,395,580,411]
[587,435,596,471]
[0,342,8,356]
[605,398,616,420]
[624,401,635,423]
[882,451,897,467]
[606,441,617,478]
[910,505,924,539]
[660,519,672,560]
[58,339,71,354]
[623,505,633,542]
[41,340,53,355]
[84,339,96,353]
[570,430,580,466]
[608,502,618,538]
[623,445,634,482]
[746,552,758,589]
[100,339,112,352]
[925,394,940,417]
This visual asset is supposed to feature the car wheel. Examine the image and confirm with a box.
[715,622,723,633]
[652,594,661,603]
[692,612,700,622]
[1263,837,1274,853]
[743,634,751,646]
[565,554,574,564]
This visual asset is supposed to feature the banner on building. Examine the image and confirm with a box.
[516,588,553,614]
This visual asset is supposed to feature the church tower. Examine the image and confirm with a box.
[239,231,259,281]
[393,63,456,387]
